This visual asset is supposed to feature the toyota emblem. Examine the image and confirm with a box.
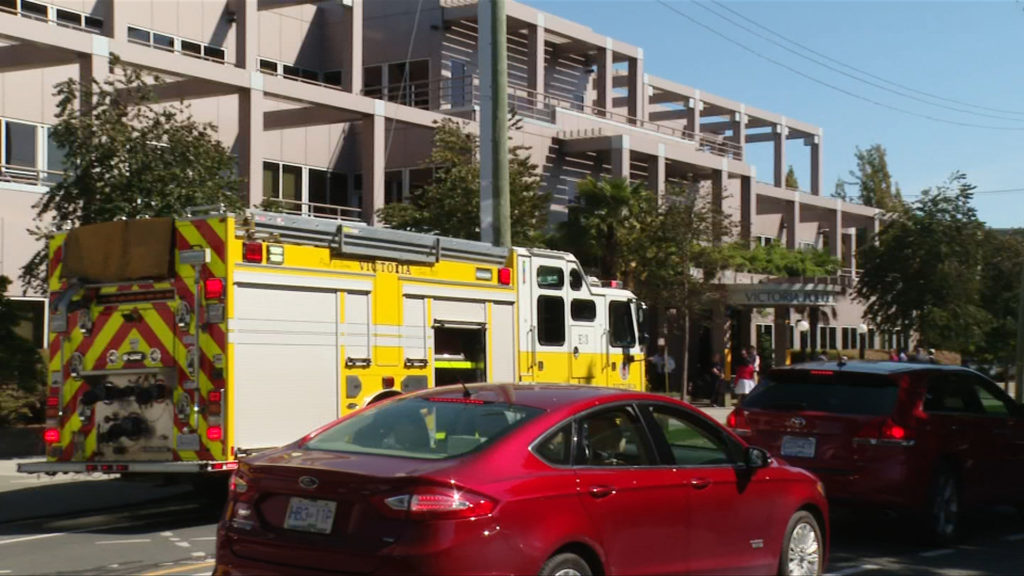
[298,476,319,489]
[787,417,806,428]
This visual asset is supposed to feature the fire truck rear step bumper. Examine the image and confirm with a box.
[17,460,238,474]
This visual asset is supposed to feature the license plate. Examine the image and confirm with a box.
[284,497,337,534]
[780,435,816,458]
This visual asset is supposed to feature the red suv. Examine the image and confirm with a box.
[727,361,1024,544]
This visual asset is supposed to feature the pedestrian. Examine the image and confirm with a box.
[732,349,757,403]
[889,349,899,361]
[709,353,728,407]
[648,349,676,392]
[748,345,761,383]
[898,349,908,362]
[927,348,938,364]
[913,347,928,363]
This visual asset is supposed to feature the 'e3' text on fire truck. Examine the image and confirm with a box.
[19,208,647,476]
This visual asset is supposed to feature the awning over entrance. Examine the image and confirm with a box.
[726,282,842,307]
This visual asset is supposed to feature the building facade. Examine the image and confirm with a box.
[0,0,887,374]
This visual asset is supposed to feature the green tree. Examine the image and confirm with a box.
[832,178,848,200]
[785,165,799,190]
[377,116,549,247]
[19,55,242,294]
[0,275,45,426]
[555,176,648,281]
[975,229,1024,379]
[722,242,841,277]
[844,144,903,211]
[855,171,990,352]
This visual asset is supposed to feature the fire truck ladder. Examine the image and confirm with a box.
[244,210,510,266]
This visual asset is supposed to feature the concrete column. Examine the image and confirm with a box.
[831,200,842,260]
[361,104,386,225]
[526,21,545,99]
[810,134,822,195]
[711,169,726,244]
[238,87,264,207]
[235,0,257,70]
[79,39,111,111]
[611,135,630,179]
[348,0,363,94]
[731,107,746,160]
[99,0,125,42]
[773,306,789,367]
[740,175,753,245]
[785,193,799,250]
[809,307,820,357]
[711,300,728,372]
[647,147,665,202]
[685,93,701,136]
[596,43,613,115]
[627,51,645,122]
[773,123,787,188]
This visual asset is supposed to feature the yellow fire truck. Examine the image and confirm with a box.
[19,208,647,476]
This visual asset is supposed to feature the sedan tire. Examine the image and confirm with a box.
[539,552,592,576]
[779,511,823,576]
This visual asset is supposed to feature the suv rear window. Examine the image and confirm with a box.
[304,396,543,459]
[743,370,899,416]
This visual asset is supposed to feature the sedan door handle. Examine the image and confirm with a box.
[689,478,711,490]
[588,485,616,499]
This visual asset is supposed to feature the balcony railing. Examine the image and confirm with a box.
[263,197,362,222]
[361,75,743,161]
[0,0,103,34]
[0,164,62,186]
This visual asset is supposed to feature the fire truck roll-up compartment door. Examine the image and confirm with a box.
[232,285,340,451]
[432,300,491,386]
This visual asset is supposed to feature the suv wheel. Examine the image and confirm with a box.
[779,511,823,576]
[926,467,960,545]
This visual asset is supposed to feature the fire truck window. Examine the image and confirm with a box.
[434,327,486,386]
[537,266,564,289]
[609,301,636,347]
[537,296,565,346]
[571,299,596,322]
[569,268,584,291]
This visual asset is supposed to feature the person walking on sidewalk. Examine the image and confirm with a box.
[733,348,757,403]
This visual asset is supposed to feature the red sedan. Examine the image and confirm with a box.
[215,384,828,575]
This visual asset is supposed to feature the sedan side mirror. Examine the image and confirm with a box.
[745,446,771,470]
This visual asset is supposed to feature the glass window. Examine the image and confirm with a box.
[577,407,652,466]
[408,167,433,195]
[181,40,202,57]
[300,68,319,82]
[127,26,151,44]
[280,164,302,203]
[384,169,403,204]
[21,1,47,19]
[322,70,343,87]
[153,33,174,50]
[308,168,328,213]
[537,295,565,346]
[328,172,348,207]
[55,9,82,27]
[534,423,572,466]
[259,59,278,73]
[609,300,635,348]
[6,121,37,169]
[969,375,1013,417]
[644,405,734,466]
[83,15,103,31]
[262,161,280,200]
[924,375,982,414]
[569,268,584,291]
[537,265,564,289]
[570,299,596,322]
[304,395,543,459]
[746,370,899,415]
[45,128,65,184]
[283,65,301,78]
[203,45,226,61]
[0,0,16,13]
[363,65,383,99]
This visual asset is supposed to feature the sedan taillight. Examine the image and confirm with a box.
[377,485,496,520]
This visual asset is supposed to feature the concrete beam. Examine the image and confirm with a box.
[648,109,687,122]
[0,44,76,72]
[649,91,685,105]
[145,78,238,103]
[745,132,775,144]
[257,0,319,10]
[264,106,362,130]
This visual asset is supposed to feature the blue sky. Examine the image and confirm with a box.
[529,0,1024,228]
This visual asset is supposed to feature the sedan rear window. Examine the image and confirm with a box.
[743,370,899,416]
[304,397,543,459]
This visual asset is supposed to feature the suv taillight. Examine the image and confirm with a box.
[853,417,915,447]
[726,409,751,437]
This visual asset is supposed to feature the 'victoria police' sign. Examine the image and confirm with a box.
[726,284,840,306]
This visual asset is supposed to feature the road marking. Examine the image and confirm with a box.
[0,518,162,545]
[143,560,215,576]
[97,538,152,544]
[190,536,216,541]
[160,531,173,537]
[920,549,954,557]
[174,541,192,548]
[1006,533,1024,541]
[0,570,12,574]
[190,552,206,557]
[828,565,880,575]
[169,537,181,541]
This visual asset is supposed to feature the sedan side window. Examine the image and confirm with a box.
[534,423,573,466]
[576,407,652,467]
[643,405,735,466]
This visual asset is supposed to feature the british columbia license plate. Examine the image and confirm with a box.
[284,497,337,534]
[780,435,816,458]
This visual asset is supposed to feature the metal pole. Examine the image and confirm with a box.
[490,0,511,248]
[1015,262,1024,402]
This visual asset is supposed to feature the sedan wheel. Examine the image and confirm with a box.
[539,552,592,576]
[928,469,960,545]
[780,511,822,576]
